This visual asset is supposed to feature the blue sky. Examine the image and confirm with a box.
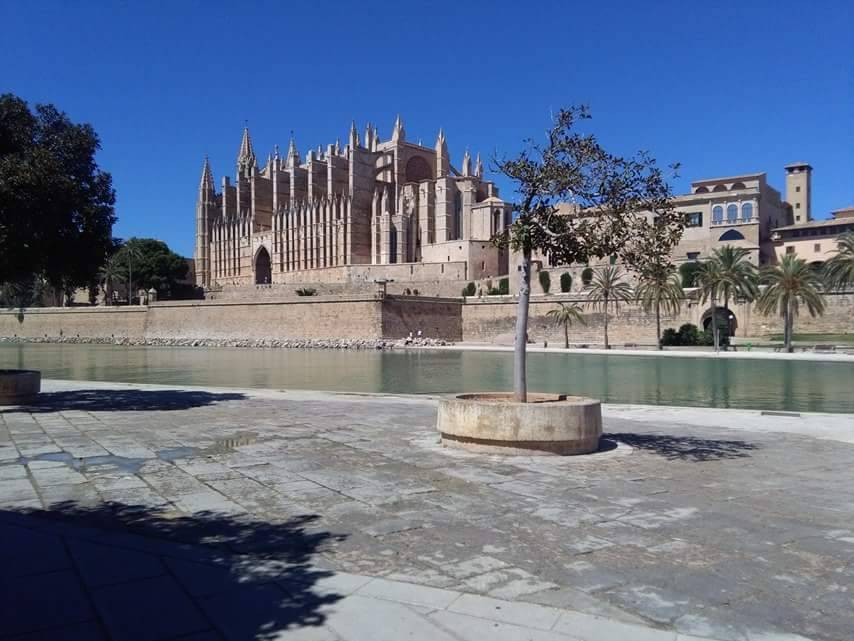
[3,1,852,257]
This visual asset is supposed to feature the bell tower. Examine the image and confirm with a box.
[785,162,812,223]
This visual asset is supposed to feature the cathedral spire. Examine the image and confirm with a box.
[461,149,471,177]
[391,115,405,143]
[287,134,300,168]
[349,120,359,149]
[199,156,214,192]
[435,129,449,178]
[237,126,255,165]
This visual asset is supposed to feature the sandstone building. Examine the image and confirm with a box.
[194,119,512,290]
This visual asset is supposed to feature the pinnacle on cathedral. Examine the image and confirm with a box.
[461,149,472,177]
[392,115,405,143]
[237,126,256,166]
[475,152,483,178]
[286,135,300,168]
[199,155,215,193]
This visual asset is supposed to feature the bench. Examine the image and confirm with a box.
[814,344,837,353]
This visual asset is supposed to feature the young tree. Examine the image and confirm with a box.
[635,262,683,350]
[546,302,586,348]
[98,254,123,305]
[757,254,825,353]
[495,106,681,400]
[586,266,633,349]
[0,94,116,293]
[823,232,854,291]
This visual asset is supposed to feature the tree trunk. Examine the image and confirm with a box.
[603,295,610,350]
[513,247,531,402]
[711,296,719,353]
[655,300,662,350]
[785,297,793,353]
[564,323,569,349]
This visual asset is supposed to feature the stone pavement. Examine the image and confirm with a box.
[1,380,853,641]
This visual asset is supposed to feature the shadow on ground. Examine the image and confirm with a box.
[2,388,246,413]
[0,501,345,640]
[604,432,759,461]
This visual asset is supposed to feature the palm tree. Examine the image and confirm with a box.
[823,231,854,291]
[98,255,122,306]
[587,266,632,349]
[635,263,683,350]
[695,259,723,352]
[757,253,826,353]
[695,247,758,352]
[119,240,143,305]
[713,245,759,312]
[546,302,586,348]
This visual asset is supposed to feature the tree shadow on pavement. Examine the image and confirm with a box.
[0,501,346,640]
[2,388,246,413]
[604,432,759,462]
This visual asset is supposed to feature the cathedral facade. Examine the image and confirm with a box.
[194,118,512,289]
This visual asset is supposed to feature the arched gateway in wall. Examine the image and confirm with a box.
[254,247,271,284]
[702,306,737,337]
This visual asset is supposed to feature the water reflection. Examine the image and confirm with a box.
[0,343,852,413]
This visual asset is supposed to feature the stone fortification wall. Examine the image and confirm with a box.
[0,306,149,340]
[1,291,850,347]
[462,292,854,346]
[381,297,463,341]
[0,296,463,343]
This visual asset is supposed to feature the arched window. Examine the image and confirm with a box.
[712,184,727,193]
[730,182,746,190]
[712,205,724,223]
[742,202,753,221]
[718,229,746,241]
[694,186,709,194]
[452,191,462,240]
[726,204,738,222]
[492,210,501,235]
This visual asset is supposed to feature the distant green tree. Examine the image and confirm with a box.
[560,272,572,293]
[679,261,702,288]
[546,302,586,348]
[581,267,594,286]
[757,254,825,353]
[635,262,683,350]
[538,270,551,294]
[498,278,510,295]
[586,266,632,349]
[110,238,188,300]
[463,282,476,297]
[823,232,854,291]
[0,93,116,298]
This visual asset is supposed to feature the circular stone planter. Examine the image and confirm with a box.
[437,393,602,455]
[0,370,41,405]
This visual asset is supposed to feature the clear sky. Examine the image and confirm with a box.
[3,1,852,257]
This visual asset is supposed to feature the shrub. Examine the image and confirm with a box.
[404,288,412,295]
[295,287,317,296]
[661,328,680,346]
[412,289,419,296]
[679,261,702,288]
[463,282,476,297]
[677,323,701,345]
[498,277,510,295]
[538,270,551,293]
[581,267,594,286]
[560,272,572,293]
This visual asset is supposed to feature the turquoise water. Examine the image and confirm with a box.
[1,342,852,413]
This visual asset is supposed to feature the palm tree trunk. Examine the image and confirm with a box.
[785,297,793,353]
[711,296,719,353]
[655,300,662,350]
[564,323,569,349]
[603,295,610,350]
[513,247,531,402]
